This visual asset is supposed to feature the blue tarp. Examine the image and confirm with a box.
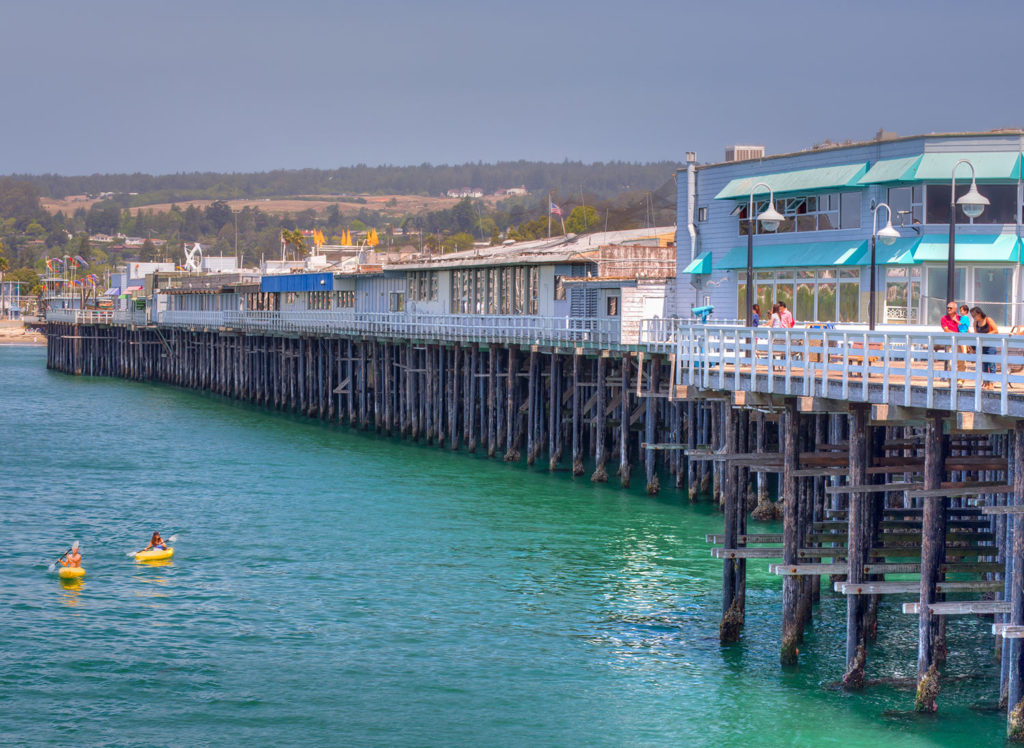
[103,287,121,296]
[260,273,334,293]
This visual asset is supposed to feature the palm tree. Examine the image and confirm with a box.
[281,229,308,260]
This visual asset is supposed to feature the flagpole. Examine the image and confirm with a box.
[548,192,552,239]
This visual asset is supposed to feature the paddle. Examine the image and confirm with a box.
[48,540,79,572]
[126,534,179,557]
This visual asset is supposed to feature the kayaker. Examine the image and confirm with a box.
[144,531,167,551]
[60,542,82,569]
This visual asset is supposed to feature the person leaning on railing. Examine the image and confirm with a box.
[940,303,960,375]
[970,306,999,388]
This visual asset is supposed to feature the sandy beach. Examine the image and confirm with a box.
[0,320,45,345]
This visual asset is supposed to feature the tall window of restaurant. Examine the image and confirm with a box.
[450,266,539,314]
[308,291,332,310]
[406,271,438,302]
[740,268,859,323]
[924,184,1019,225]
[884,267,922,324]
[738,192,861,235]
[923,265,1015,326]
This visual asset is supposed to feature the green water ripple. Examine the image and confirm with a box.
[0,346,1007,747]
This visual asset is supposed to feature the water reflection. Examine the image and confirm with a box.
[58,577,84,605]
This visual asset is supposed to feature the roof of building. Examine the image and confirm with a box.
[694,130,1024,171]
[389,227,675,270]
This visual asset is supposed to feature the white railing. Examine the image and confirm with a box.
[675,325,1024,416]
[46,308,147,325]
[112,309,148,325]
[45,309,114,324]
[152,310,625,347]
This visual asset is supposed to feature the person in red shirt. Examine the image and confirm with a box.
[778,302,795,328]
[940,303,960,333]
[939,302,961,378]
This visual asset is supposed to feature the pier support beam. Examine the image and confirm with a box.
[1007,423,1024,740]
[592,357,608,482]
[571,353,583,475]
[780,400,801,664]
[916,413,947,712]
[843,404,870,689]
[720,405,743,643]
[645,358,660,495]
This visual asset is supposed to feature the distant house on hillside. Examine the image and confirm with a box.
[446,189,484,199]
[502,186,529,197]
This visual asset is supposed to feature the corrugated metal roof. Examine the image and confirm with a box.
[716,240,866,269]
[858,153,1021,184]
[388,227,674,270]
[681,250,712,274]
[852,237,920,265]
[913,234,1020,263]
[914,152,1021,181]
[857,156,923,184]
[714,163,868,200]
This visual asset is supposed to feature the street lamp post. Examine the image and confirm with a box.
[744,182,785,326]
[947,159,989,304]
[869,202,900,331]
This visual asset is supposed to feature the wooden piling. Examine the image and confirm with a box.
[592,356,608,482]
[780,400,801,665]
[720,404,742,643]
[1007,423,1024,741]
[843,404,870,688]
[916,414,947,712]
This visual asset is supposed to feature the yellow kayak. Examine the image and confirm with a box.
[135,547,174,562]
[58,566,85,579]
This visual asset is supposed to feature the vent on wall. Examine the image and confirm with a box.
[725,145,765,162]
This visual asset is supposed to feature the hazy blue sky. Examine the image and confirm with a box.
[2,0,1021,175]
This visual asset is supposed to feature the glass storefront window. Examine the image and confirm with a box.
[818,282,837,322]
[839,281,859,322]
[796,281,815,322]
[973,266,1014,326]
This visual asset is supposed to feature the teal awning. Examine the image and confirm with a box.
[859,152,1021,183]
[914,152,1021,181]
[852,237,921,265]
[912,233,1020,262]
[716,240,867,269]
[714,163,868,200]
[857,156,922,184]
[681,250,712,274]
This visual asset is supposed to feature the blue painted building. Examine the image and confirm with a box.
[677,131,1024,327]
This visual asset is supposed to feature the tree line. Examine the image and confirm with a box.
[10,160,680,203]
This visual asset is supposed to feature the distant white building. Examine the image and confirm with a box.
[446,189,484,199]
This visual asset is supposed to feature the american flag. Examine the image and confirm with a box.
[549,201,563,217]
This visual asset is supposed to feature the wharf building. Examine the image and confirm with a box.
[40,133,1024,740]
[677,130,1024,327]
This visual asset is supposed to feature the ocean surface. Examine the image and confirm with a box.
[0,344,1007,746]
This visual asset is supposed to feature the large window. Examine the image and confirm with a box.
[925,184,1018,225]
[450,266,539,315]
[925,264,1014,326]
[885,267,921,324]
[739,267,859,323]
[406,271,438,302]
[887,186,924,225]
[739,191,862,235]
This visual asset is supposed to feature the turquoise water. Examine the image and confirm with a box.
[0,345,1006,746]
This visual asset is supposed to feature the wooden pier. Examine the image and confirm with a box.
[45,311,1024,739]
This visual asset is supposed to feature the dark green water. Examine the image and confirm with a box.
[0,345,1007,746]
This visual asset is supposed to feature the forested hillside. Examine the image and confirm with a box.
[11,160,679,204]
